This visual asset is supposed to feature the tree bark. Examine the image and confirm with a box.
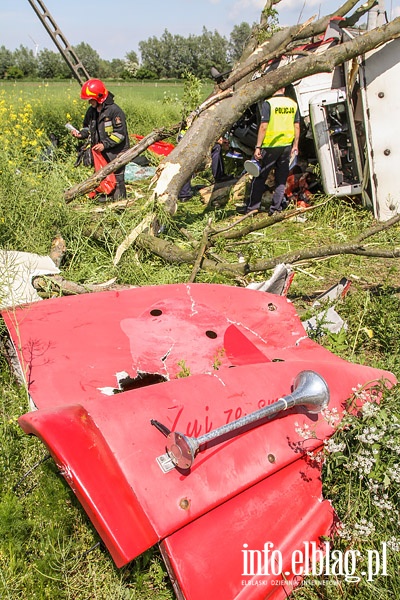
[222,0,378,92]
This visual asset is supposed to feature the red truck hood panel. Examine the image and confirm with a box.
[3,284,396,599]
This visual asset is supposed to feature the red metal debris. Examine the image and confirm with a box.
[3,284,396,599]
[131,134,175,156]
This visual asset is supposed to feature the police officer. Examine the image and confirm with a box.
[72,79,130,200]
[242,88,300,215]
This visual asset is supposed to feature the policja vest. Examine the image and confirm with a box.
[261,96,298,148]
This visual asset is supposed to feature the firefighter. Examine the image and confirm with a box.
[240,88,300,215]
[71,79,130,201]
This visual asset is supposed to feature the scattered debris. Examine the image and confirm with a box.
[0,250,60,309]
[199,177,241,207]
[247,263,294,296]
[303,277,352,335]
[304,305,347,335]
[124,162,157,182]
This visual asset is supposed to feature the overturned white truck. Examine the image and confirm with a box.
[230,17,400,222]
[305,30,400,222]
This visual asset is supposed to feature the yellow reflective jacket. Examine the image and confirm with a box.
[262,96,298,148]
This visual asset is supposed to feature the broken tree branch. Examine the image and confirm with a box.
[131,210,400,279]
[342,0,379,27]
[32,274,134,297]
[113,214,154,266]
[188,218,213,283]
[354,213,400,242]
[216,0,365,94]
[48,234,67,268]
[212,201,328,240]
[64,124,180,203]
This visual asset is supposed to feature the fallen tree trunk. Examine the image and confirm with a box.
[60,1,400,285]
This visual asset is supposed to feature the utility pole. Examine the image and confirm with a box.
[26,0,90,85]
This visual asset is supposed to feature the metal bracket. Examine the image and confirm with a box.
[156,453,175,474]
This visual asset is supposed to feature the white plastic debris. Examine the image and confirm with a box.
[247,263,294,296]
[303,278,351,334]
[0,250,60,309]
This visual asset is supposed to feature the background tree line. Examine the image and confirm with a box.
[0,22,252,81]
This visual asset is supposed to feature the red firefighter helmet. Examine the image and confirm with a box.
[80,79,108,104]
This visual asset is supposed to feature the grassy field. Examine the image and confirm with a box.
[0,81,400,599]
[0,79,192,111]
[0,79,212,141]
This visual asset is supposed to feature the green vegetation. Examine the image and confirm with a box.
[293,384,400,599]
[0,81,400,599]
[0,22,252,81]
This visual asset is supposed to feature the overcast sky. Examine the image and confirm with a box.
[2,0,400,60]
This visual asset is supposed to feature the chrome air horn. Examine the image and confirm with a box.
[163,370,330,470]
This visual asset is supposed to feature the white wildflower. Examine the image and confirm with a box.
[387,464,400,483]
[386,439,400,454]
[339,519,376,540]
[353,518,375,538]
[306,450,324,464]
[337,523,352,539]
[323,438,346,454]
[387,536,400,552]
[321,407,340,427]
[356,426,386,445]
[294,422,315,440]
[348,449,376,475]
[361,402,380,418]
[351,384,370,402]
[372,494,394,511]
[366,480,379,491]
